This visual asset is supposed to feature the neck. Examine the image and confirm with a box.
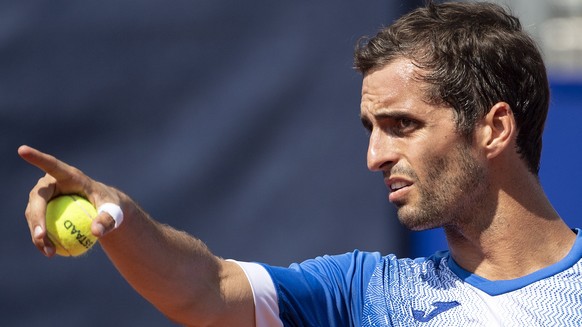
[445,172,576,280]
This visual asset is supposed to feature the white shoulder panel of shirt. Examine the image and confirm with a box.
[229,260,283,327]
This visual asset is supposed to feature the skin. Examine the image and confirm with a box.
[19,56,578,325]
[18,145,255,327]
[361,59,488,231]
[361,58,576,280]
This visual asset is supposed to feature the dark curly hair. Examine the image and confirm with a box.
[354,1,550,175]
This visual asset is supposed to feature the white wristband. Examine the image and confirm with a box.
[98,203,124,229]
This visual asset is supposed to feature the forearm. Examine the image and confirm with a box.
[100,195,253,325]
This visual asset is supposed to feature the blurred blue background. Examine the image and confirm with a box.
[2,1,580,326]
[1,1,418,326]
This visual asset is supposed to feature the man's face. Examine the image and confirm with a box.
[360,58,488,230]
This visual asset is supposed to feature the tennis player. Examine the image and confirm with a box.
[20,1,582,326]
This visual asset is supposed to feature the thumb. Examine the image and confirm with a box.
[91,210,117,237]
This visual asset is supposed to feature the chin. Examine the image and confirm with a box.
[396,207,443,231]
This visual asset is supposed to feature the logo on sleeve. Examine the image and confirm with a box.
[413,301,461,322]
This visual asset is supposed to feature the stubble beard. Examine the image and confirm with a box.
[395,144,488,231]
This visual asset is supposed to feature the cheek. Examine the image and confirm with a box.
[408,144,450,183]
[423,153,450,185]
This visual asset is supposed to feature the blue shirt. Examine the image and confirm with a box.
[254,229,582,326]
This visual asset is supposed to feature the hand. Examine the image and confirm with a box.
[18,145,121,257]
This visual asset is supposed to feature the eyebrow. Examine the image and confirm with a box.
[360,109,414,124]
[360,115,372,131]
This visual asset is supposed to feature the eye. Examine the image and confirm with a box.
[393,117,418,135]
[361,117,373,134]
[398,118,414,129]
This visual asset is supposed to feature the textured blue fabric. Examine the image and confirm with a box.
[261,251,381,326]
[263,229,582,326]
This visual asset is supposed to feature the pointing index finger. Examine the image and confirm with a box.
[18,145,76,182]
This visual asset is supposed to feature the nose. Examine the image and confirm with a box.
[367,129,398,172]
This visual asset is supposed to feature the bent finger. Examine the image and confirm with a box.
[25,178,58,257]
[91,211,117,238]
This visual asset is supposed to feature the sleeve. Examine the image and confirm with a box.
[232,260,284,327]
[258,250,381,327]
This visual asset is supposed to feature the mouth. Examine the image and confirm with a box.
[389,180,411,192]
[386,178,413,202]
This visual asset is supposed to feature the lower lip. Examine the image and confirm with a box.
[388,186,411,202]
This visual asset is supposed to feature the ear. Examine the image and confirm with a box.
[478,102,516,159]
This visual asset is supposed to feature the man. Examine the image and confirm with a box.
[20,1,582,326]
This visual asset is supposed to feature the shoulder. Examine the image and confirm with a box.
[367,250,453,287]
[254,251,392,326]
[375,250,451,272]
[279,250,452,282]
[287,250,384,275]
[258,250,384,297]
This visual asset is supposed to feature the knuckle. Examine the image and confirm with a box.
[24,205,31,219]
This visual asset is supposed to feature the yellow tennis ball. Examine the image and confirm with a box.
[45,195,99,257]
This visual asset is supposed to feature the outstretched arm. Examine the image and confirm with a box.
[18,145,255,327]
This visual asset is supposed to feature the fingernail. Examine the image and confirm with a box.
[44,246,55,257]
[94,223,105,237]
[34,226,43,238]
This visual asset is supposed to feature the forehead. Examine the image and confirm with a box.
[361,58,421,107]
[362,58,417,94]
[360,58,455,125]
[360,58,456,131]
